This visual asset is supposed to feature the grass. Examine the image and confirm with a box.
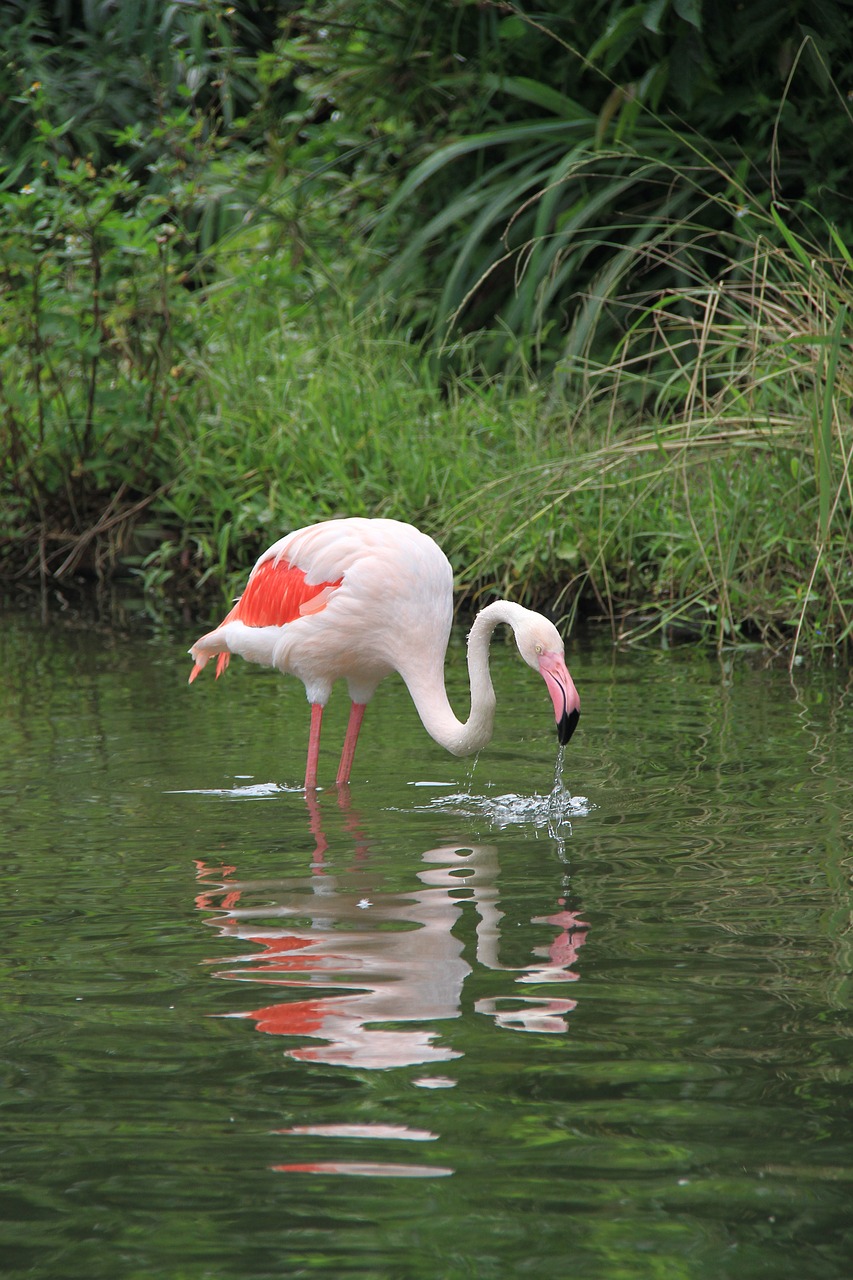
[115,222,851,668]
[446,220,853,663]
[2,204,850,665]
[134,277,564,600]
[2,4,850,664]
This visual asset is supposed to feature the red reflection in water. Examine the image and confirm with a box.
[195,795,587,1070]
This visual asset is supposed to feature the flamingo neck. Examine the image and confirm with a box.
[404,601,527,756]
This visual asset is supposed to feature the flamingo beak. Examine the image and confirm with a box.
[539,651,580,745]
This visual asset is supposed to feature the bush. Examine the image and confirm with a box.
[0,103,206,576]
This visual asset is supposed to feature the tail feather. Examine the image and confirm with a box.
[188,628,232,684]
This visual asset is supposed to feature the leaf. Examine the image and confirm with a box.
[374,120,588,225]
[769,204,814,270]
[596,86,630,147]
[482,75,591,121]
[815,304,846,543]
[588,6,647,71]
[498,15,528,42]
[643,0,670,34]
[674,0,702,29]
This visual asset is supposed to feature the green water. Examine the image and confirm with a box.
[2,600,852,1279]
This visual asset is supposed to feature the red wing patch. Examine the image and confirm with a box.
[229,556,342,628]
[249,999,326,1036]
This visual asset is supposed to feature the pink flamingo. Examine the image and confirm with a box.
[189,517,580,789]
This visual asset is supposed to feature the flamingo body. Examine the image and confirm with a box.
[189,517,579,788]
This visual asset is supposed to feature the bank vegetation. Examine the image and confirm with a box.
[1,1,850,663]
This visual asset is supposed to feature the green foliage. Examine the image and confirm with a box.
[0,0,271,165]
[117,221,852,661]
[1,0,851,661]
[132,265,558,604]
[449,218,853,659]
[285,0,853,370]
[0,111,203,574]
[0,0,285,250]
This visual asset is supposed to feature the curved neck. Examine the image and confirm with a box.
[403,601,526,757]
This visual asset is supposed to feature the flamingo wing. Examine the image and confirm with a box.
[232,556,343,628]
[189,553,343,682]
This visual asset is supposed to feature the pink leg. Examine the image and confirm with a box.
[305,703,324,791]
[336,702,366,786]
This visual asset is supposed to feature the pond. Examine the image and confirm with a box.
[2,597,852,1279]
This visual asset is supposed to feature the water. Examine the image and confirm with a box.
[2,598,852,1278]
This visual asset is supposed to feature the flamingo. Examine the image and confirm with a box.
[189,517,580,789]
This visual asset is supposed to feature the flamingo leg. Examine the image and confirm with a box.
[336,702,366,786]
[305,703,324,791]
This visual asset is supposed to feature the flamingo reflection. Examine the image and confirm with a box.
[195,797,587,1070]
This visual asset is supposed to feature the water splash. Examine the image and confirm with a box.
[410,785,590,832]
[547,743,579,837]
[166,780,296,800]
[406,745,591,835]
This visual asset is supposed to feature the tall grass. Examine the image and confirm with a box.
[447,221,853,662]
[3,2,850,663]
[125,216,851,669]
[2,151,848,663]
[131,279,564,604]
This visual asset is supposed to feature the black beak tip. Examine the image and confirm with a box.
[557,707,580,746]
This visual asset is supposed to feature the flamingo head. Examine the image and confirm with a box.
[516,614,581,745]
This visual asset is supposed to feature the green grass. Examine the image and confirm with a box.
[2,207,850,664]
[132,279,565,601]
[442,217,853,662]
[3,0,850,663]
[119,231,851,665]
